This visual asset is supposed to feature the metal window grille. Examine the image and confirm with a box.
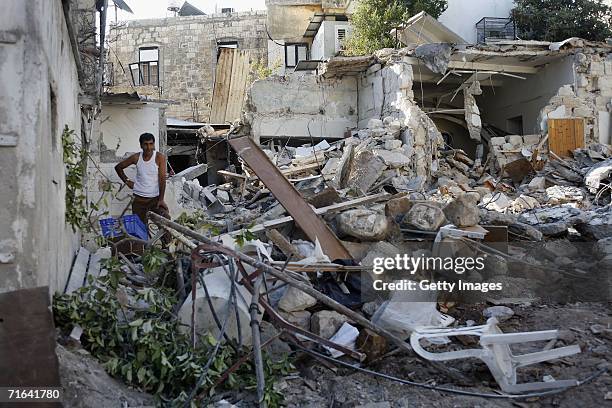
[476,17,516,44]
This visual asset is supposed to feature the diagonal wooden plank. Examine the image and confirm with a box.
[228,135,351,260]
[210,49,234,123]
[225,50,250,122]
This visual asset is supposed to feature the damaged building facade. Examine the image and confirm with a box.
[107,9,268,121]
[0,0,97,294]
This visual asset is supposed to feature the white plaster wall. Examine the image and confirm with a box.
[311,20,352,60]
[247,72,358,140]
[311,21,326,60]
[100,104,160,157]
[478,56,576,134]
[268,39,287,75]
[438,0,515,44]
[0,0,82,294]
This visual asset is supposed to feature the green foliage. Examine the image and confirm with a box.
[344,0,448,55]
[250,57,282,82]
[141,247,168,275]
[62,125,88,232]
[53,261,293,406]
[233,227,257,248]
[176,211,221,236]
[513,0,612,42]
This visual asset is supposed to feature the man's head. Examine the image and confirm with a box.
[139,133,155,155]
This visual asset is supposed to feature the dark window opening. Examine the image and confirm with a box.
[284,43,308,68]
[50,86,57,151]
[217,41,238,59]
[507,115,524,135]
[130,47,159,86]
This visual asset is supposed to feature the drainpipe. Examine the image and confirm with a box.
[98,0,108,97]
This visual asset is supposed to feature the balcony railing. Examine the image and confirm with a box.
[476,17,516,44]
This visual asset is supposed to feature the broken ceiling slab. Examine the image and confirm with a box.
[393,11,465,46]
[319,55,376,78]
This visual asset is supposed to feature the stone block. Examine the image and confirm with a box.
[311,311,350,339]
[337,209,390,241]
[507,135,523,146]
[384,140,403,150]
[278,286,317,312]
[490,137,506,146]
[443,194,480,227]
[402,203,447,231]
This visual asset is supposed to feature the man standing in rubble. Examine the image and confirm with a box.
[115,132,170,230]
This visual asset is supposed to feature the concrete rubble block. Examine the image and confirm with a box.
[357,129,372,139]
[278,285,318,312]
[482,254,508,278]
[311,310,350,339]
[216,189,230,203]
[384,195,412,222]
[595,237,612,259]
[528,176,546,191]
[346,150,386,193]
[511,195,540,211]
[278,310,311,331]
[373,149,411,168]
[490,137,506,146]
[522,134,542,145]
[384,140,403,150]
[371,128,387,138]
[507,135,523,146]
[402,202,447,231]
[576,210,612,240]
[443,194,480,227]
[483,306,514,322]
[367,118,384,129]
[546,186,585,204]
[543,239,578,259]
[259,321,292,362]
[483,192,511,212]
[337,209,390,241]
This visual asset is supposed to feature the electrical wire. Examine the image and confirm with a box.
[291,344,607,400]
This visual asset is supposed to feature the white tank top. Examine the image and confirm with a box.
[133,151,160,198]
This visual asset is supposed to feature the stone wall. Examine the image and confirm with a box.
[107,11,268,121]
[0,0,82,294]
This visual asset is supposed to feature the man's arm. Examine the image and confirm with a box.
[114,153,139,189]
[156,152,168,209]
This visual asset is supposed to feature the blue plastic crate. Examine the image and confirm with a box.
[121,215,148,240]
[99,217,122,238]
[99,215,148,240]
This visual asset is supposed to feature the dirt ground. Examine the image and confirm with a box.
[269,302,612,408]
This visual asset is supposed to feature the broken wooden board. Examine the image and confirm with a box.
[0,287,62,398]
[228,135,351,260]
[504,158,534,184]
[210,48,250,123]
[548,119,585,157]
[64,246,90,294]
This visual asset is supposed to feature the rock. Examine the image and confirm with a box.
[361,301,381,316]
[311,310,350,339]
[576,209,612,240]
[519,206,583,225]
[483,192,511,212]
[402,202,447,231]
[443,194,479,227]
[384,195,413,222]
[483,306,514,322]
[278,286,317,312]
[337,209,389,241]
[511,194,539,211]
[557,329,576,344]
[384,139,403,150]
[595,237,612,259]
[482,254,508,278]
[57,345,154,408]
[546,186,584,204]
[584,158,612,193]
[260,321,291,362]
[367,118,384,129]
[528,176,546,190]
[279,310,311,331]
[543,239,578,258]
[356,329,388,363]
[346,150,387,193]
[374,149,411,168]
[216,189,230,203]
[536,222,569,237]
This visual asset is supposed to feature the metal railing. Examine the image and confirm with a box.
[476,17,516,44]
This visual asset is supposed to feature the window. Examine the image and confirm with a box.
[130,47,159,86]
[335,27,350,53]
[284,43,308,68]
[217,41,238,59]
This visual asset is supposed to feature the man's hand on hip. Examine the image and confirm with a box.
[157,199,168,211]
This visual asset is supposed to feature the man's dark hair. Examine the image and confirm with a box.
[139,132,155,145]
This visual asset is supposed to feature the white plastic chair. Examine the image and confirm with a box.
[410,318,582,393]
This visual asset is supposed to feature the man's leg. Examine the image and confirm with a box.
[132,195,149,225]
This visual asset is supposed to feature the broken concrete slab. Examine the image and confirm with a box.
[443,194,479,227]
[374,149,412,168]
[311,310,351,339]
[278,286,318,313]
[402,202,447,231]
[575,208,612,240]
[346,150,387,193]
[337,209,390,241]
[279,310,311,331]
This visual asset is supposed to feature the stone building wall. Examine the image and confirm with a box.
[107,11,268,122]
